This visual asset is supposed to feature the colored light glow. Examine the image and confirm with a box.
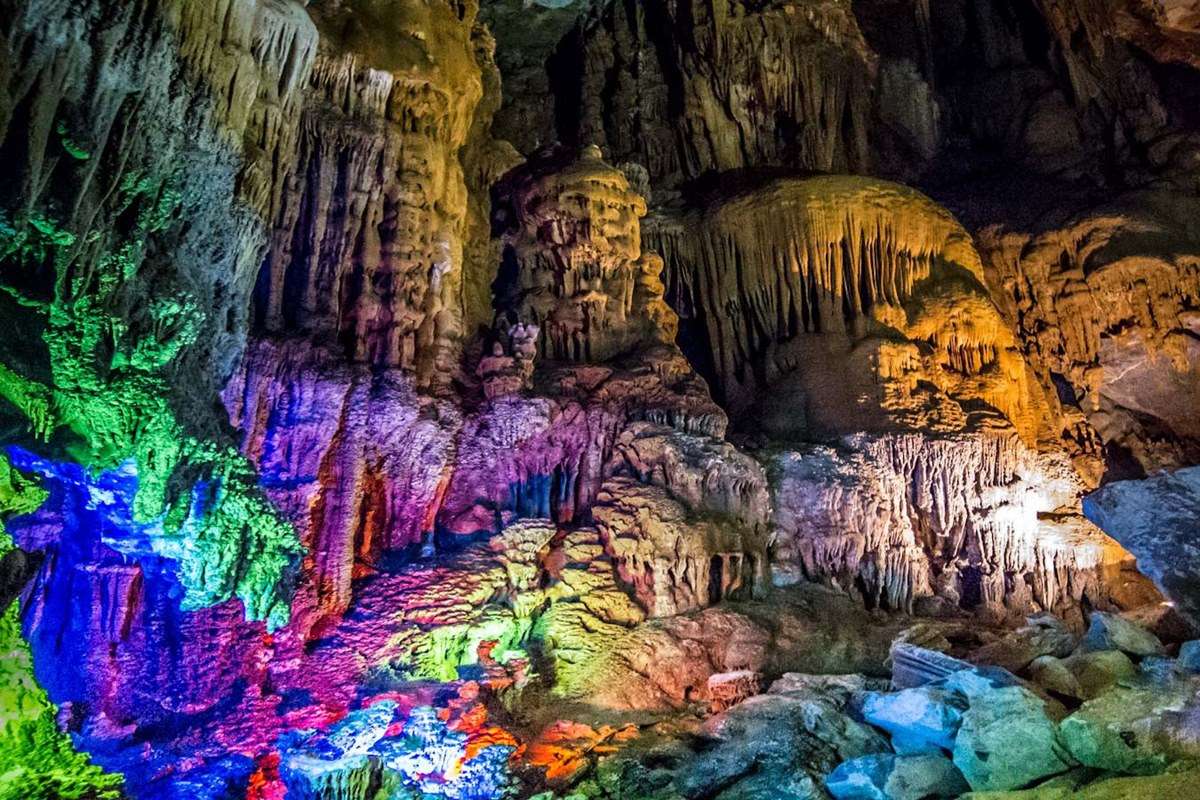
[0,453,124,800]
[0,184,302,631]
[277,702,517,800]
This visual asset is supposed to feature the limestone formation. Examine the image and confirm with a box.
[493,145,678,364]
[980,190,1200,473]
[1,0,1199,798]
[769,430,1152,619]
[648,176,1055,447]
[256,0,498,384]
[561,0,879,185]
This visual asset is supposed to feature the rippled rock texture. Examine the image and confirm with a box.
[0,0,1198,798]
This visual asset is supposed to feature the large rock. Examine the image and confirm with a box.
[1082,612,1166,658]
[960,770,1200,799]
[1085,467,1200,623]
[676,683,891,799]
[951,683,1074,791]
[826,753,968,800]
[861,686,966,752]
[1060,681,1200,774]
[1030,651,1138,701]
[970,616,1078,673]
[889,643,974,689]
[1179,640,1200,673]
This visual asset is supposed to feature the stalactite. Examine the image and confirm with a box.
[979,189,1200,471]
[771,429,1144,618]
[566,0,878,185]
[647,174,1051,446]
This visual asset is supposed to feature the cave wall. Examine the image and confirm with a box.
[0,0,1198,796]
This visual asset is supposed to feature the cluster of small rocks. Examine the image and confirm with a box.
[537,608,1200,800]
[825,610,1200,800]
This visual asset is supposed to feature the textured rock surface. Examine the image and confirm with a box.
[1084,466,1200,623]
[493,145,678,364]
[254,0,507,383]
[560,0,880,185]
[980,192,1200,473]
[648,175,1051,441]
[769,430,1152,618]
[1,0,1199,798]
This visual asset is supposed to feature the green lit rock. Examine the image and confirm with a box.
[1068,651,1138,700]
[1059,683,1200,774]
[0,179,303,630]
[0,454,124,800]
[951,684,1073,791]
[1029,656,1081,699]
[826,753,968,800]
[1030,651,1137,701]
[961,770,1200,799]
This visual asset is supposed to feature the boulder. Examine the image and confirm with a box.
[971,616,1078,673]
[826,753,968,800]
[1084,466,1200,624]
[890,643,973,689]
[707,670,763,713]
[1060,682,1200,774]
[1066,651,1137,699]
[714,772,821,800]
[1029,657,1081,699]
[679,691,890,798]
[960,770,1200,799]
[1082,613,1165,658]
[951,684,1074,790]
[861,686,966,752]
[1178,640,1200,673]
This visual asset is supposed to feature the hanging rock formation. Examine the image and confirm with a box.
[1,0,1199,798]
[770,429,1155,621]
[979,189,1200,474]
[1084,465,1200,624]
[255,0,503,385]
[559,0,880,186]
[648,175,1056,447]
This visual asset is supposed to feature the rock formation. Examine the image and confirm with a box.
[256,0,500,384]
[647,175,1053,445]
[492,145,678,363]
[979,189,1200,474]
[769,430,1154,622]
[1085,466,1200,624]
[559,0,879,185]
[0,0,1198,798]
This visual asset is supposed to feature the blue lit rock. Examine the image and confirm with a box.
[861,686,966,752]
[1179,640,1200,673]
[826,753,968,800]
